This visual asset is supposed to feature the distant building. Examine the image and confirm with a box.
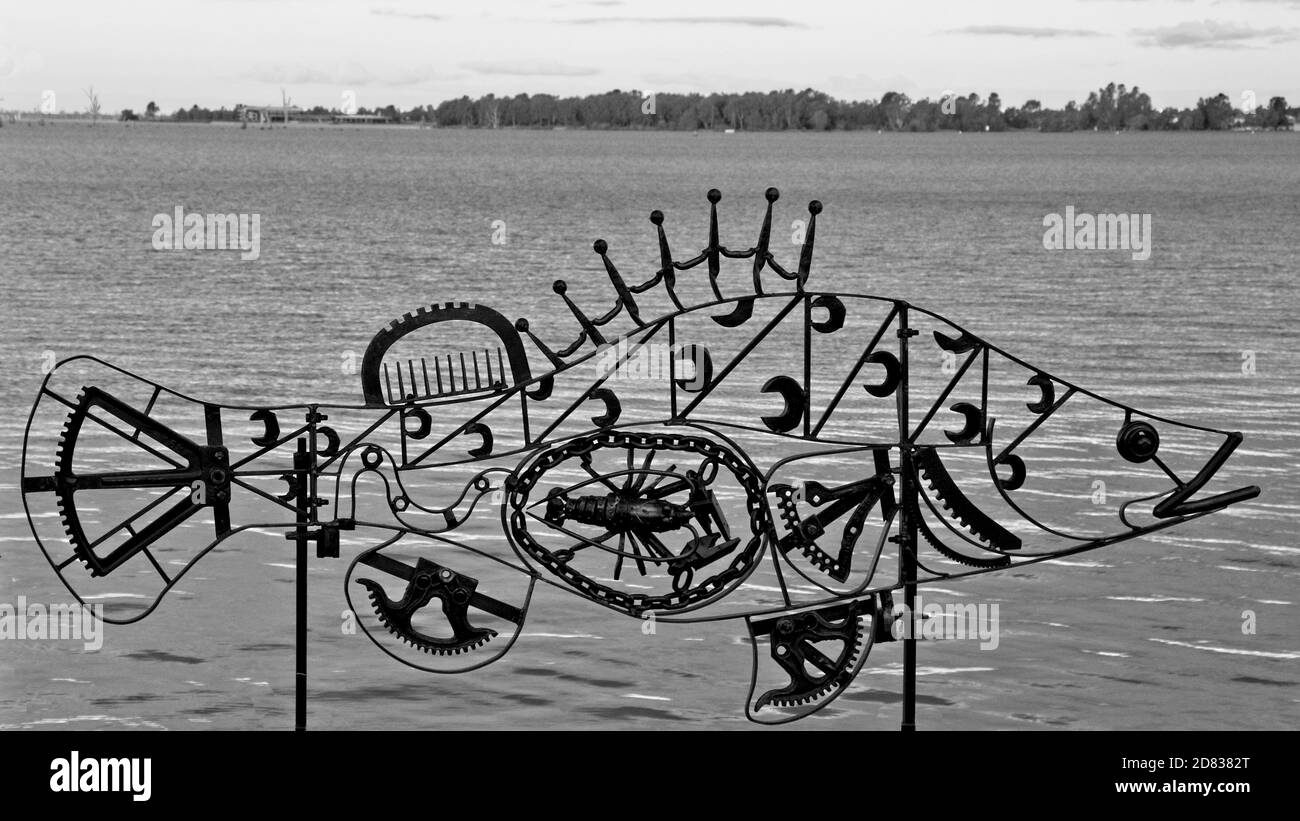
[232,105,393,126]
[237,104,303,125]
[331,113,390,124]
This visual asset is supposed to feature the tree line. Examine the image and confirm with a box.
[141,83,1295,131]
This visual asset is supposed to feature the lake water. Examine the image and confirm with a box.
[1,123,1297,730]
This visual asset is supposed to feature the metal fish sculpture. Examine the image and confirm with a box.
[19,188,1260,726]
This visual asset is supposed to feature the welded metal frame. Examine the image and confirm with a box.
[19,188,1259,730]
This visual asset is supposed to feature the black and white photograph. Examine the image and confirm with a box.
[0,0,1293,801]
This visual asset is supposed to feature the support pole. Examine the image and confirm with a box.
[900,464,918,732]
[896,302,918,732]
[293,438,309,732]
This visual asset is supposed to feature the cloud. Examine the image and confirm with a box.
[461,60,600,77]
[0,46,46,78]
[246,62,374,85]
[1080,0,1297,4]
[243,62,439,87]
[824,72,921,98]
[371,7,443,21]
[567,16,807,28]
[946,25,1105,38]
[639,69,765,92]
[1133,19,1300,48]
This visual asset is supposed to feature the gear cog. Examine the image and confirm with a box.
[51,386,229,577]
[770,450,895,582]
[356,557,511,656]
[749,599,873,713]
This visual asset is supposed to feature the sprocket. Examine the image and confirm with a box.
[356,555,520,656]
[770,449,895,582]
[50,386,230,577]
[913,499,1011,569]
[748,598,874,715]
[914,446,1021,552]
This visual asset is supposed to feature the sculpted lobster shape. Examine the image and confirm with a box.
[20,188,1260,724]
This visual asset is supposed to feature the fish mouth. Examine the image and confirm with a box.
[1120,428,1260,520]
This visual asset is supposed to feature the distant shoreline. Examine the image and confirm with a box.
[3,117,1295,136]
[7,84,1296,133]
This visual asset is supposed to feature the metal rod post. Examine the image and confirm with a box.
[897,303,917,732]
[294,438,309,732]
[901,475,918,732]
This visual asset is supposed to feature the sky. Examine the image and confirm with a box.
[1,0,1297,114]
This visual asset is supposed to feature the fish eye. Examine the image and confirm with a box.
[1116,421,1161,463]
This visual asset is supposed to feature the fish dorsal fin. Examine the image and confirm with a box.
[521,188,822,374]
